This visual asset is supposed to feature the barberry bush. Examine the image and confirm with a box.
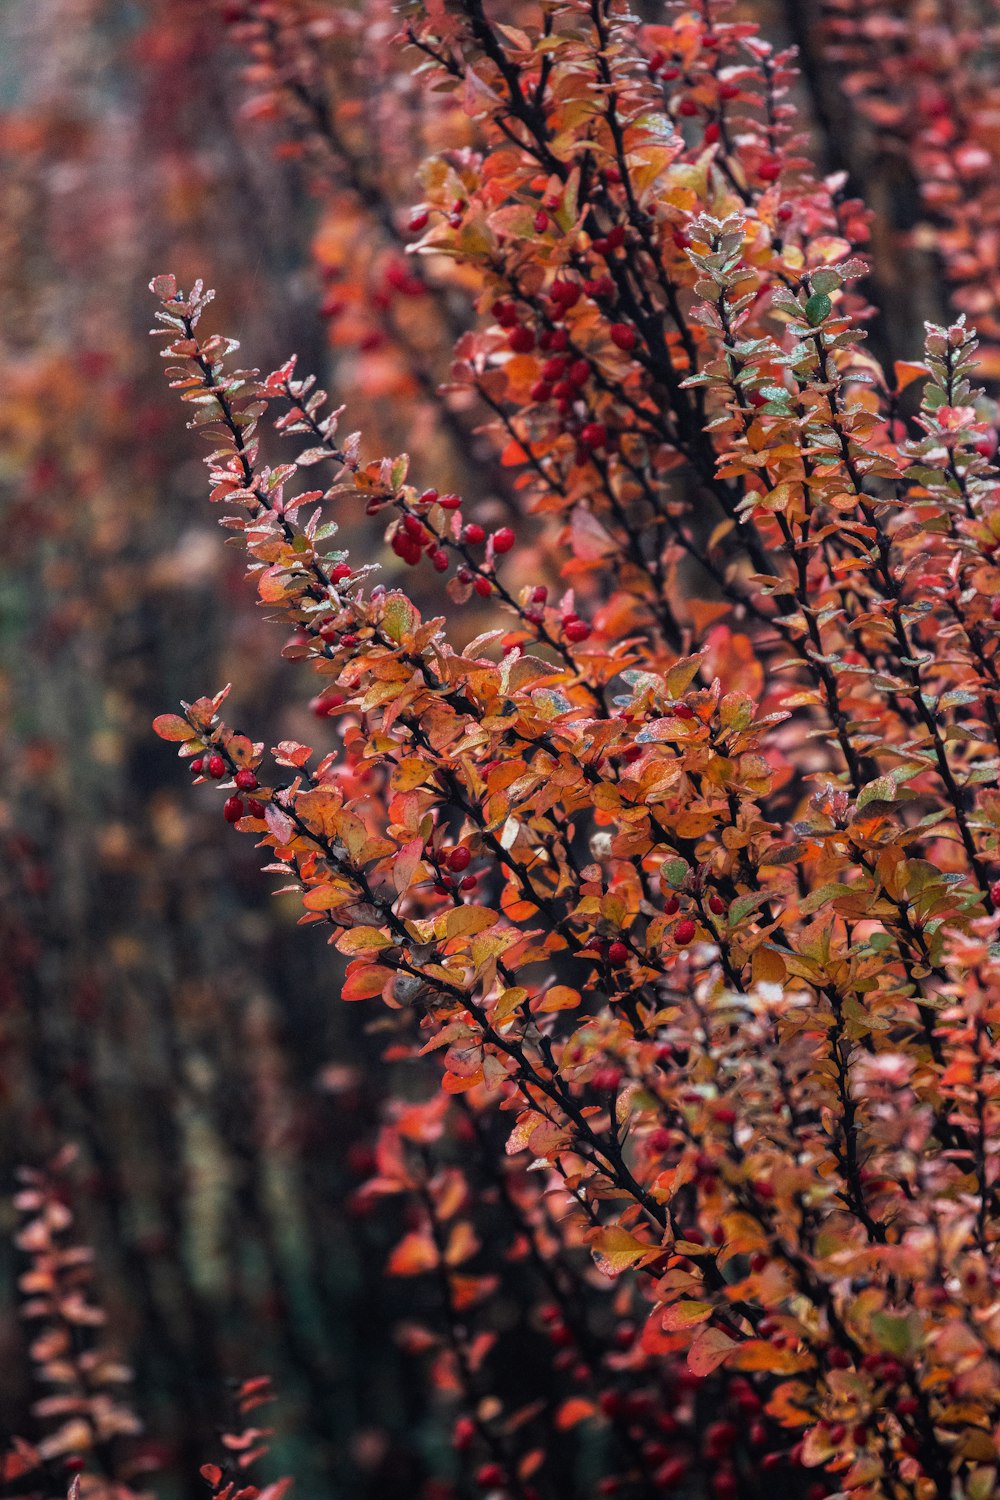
[143,0,1000,1496]
[6,0,1000,1498]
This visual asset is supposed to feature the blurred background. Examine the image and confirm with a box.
[0,0,991,1496]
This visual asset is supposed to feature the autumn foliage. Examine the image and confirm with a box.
[6,0,1000,1497]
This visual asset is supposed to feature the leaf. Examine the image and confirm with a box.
[856,775,896,810]
[274,740,313,768]
[341,964,391,1001]
[335,927,393,955]
[731,1340,814,1373]
[894,359,930,392]
[556,1398,597,1430]
[687,1327,738,1376]
[383,593,417,643]
[302,884,353,912]
[442,906,496,940]
[153,713,194,742]
[804,291,832,324]
[660,1300,714,1331]
[494,987,529,1022]
[798,881,857,915]
[537,985,580,1013]
[386,1231,437,1276]
[590,1225,652,1278]
[870,1309,923,1359]
[393,837,425,897]
[664,654,704,697]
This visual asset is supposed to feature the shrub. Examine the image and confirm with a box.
[11,0,1000,1497]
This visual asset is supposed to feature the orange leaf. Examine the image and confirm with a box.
[556,1398,597,1430]
[386,1232,438,1277]
[153,713,194,742]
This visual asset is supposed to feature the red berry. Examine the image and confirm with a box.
[431,549,449,572]
[678,98,699,117]
[207,754,226,780]
[508,326,536,354]
[569,358,591,386]
[663,894,680,915]
[493,300,519,327]
[234,768,258,791]
[648,49,666,73]
[247,798,266,818]
[474,577,493,598]
[530,380,552,402]
[564,619,591,643]
[675,919,696,945]
[223,796,244,824]
[708,894,726,916]
[419,488,439,504]
[408,209,429,232]
[492,527,516,554]
[464,523,486,545]
[447,846,472,872]
[331,562,352,583]
[758,156,782,182]
[990,880,1000,905]
[475,1464,504,1489]
[580,422,607,449]
[610,323,636,351]
[608,940,628,966]
[991,597,1000,621]
[606,225,626,249]
[439,494,462,510]
[550,280,581,309]
[189,757,204,774]
[534,209,549,232]
[704,122,720,145]
[460,875,477,890]
[453,1417,475,1452]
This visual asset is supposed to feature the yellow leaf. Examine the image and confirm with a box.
[494,987,529,1022]
[336,927,393,955]
[537,985,580,1013]
[590,1225,652,1278]
[731,1339,814,1373]
[661,1300,715,1331]
[442,906,497,940]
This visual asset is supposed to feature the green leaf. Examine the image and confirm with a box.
[856,775,896,810]
[383,593,417,643]
[804,292,832,325]
[870,1309,923,1358]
